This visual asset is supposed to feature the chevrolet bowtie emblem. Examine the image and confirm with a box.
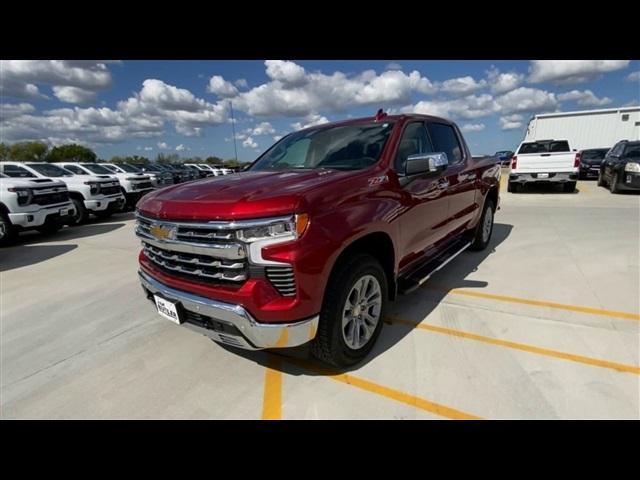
[149,224,175,241]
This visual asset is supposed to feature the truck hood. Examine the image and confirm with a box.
[138,169,353,220]
[0,177,67,189]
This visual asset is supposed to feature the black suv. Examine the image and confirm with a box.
[578,148,610,179]
[598,140,640,193]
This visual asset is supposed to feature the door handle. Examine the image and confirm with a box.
[437,180,449,189]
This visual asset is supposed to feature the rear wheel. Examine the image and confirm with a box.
[470,198,495,251]
[597,172,605,187]
[507,181,521,193]
[0,212,17,247]
[609,173,620,194]
[311,254,387,368]
[563,182,576,193]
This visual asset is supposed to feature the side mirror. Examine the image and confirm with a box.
[405,152,448,176]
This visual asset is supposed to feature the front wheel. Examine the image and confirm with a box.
[609,173,620,194]
[597,172,605,187]
[507,181,521,193]
[0,212,17,247]
[94,210,113,219]
[311,254,387,368]
[69,197,89,224]
[470,198,495,251]
[36,223,62,235]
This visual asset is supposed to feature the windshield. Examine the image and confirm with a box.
[26,163,74,177]
[101,164,119,173]
[519,141,570,154]
[115,163,141,173]
[81,163,113,175]
[250,122,395,172]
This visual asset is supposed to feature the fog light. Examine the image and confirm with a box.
[97,202,102,207]
[27,215,34,222]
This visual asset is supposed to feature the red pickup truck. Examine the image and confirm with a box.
[136,111,501,366]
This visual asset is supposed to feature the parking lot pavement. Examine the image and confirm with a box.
[1,181,638,419]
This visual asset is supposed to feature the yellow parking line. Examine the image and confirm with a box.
[386,316,640,375]
[425,287,640,322]
[283,356,482,420]
[261,357,283,420]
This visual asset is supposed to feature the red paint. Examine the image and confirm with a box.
[137,114,500,323]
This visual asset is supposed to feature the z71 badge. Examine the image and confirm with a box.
[368,175,388,187]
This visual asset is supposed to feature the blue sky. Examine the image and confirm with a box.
[1,60,639,161]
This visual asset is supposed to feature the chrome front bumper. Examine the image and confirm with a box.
[138,270,319,350]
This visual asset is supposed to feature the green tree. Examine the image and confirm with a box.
[46,144,97,163]
[8,141,49,162]
[205,156,223,165]
[223,159,240,167]
[0,143,10,161]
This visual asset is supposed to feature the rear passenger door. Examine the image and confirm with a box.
[427,122,478,236]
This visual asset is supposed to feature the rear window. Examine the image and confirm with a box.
[582,149,609,160]
[519,141,570,154]
[26,163,73,177]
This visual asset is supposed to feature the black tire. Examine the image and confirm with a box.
[36,222,62,235]
[563,182,576,193]
[507,181,521,193]
[94,210,113,219]
[0,212,17,247]
[470,198,495,251]
[311,254,387,368]
[69,197,89,224]
[597,172,605,187]
[609,173,620,194]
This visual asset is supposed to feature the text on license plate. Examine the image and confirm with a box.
[59,208,69,216]
[154,295,181,324]
[538,173,549,179]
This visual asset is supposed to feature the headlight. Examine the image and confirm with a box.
[8,187,33,206]
[624,162,640,173]
[236,214,309,242]
[84,181,101,195]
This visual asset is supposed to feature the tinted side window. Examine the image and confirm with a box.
[624,144,640,158]
[428,123,463,165]
[609,143,624,157]
[394,122,433,172]
[2,164,35,178]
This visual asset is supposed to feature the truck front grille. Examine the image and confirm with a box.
[101,185,121,196]
[134,181,153,190]
[142,242,247,283]
[33,190,70,206]
[266,266,296,297]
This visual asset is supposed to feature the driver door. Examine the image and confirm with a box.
[395,121,450,271]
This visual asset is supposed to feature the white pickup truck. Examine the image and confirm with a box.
[0,172,76,245]
[101,163,173,188]
[0,162,125,224]
[508,139,580,193]
[58,162,154,210]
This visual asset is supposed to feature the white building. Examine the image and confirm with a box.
[523,106,640,150]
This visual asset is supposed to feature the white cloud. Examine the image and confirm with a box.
[557,90,612,107]
[528,60,630,84]
[1,103,36,120]
[439,76,487,96]
[207,75,239,98]
[273,135,283,141]
[242,136,258,148]
[461,123,485,132]
[52,86,98,104]
[402,94,499,120]
[500,114,524,130]
[265,60,307,86]
[486,67,524,94]
[495,87,558,114]
[248,121,275,136]
[176,144,186,151]
[235,78,248,88]
[292,113,329,131]
[385,62,403,71]
[623,100,640,107]
[231,61,436,118]
[144,146,153,151]
[157,142,170,149]
[625,71,640,82]
[0,60,115,104]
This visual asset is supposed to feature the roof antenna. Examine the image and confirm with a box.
[229,101,239,164]
[375,108,387,121]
